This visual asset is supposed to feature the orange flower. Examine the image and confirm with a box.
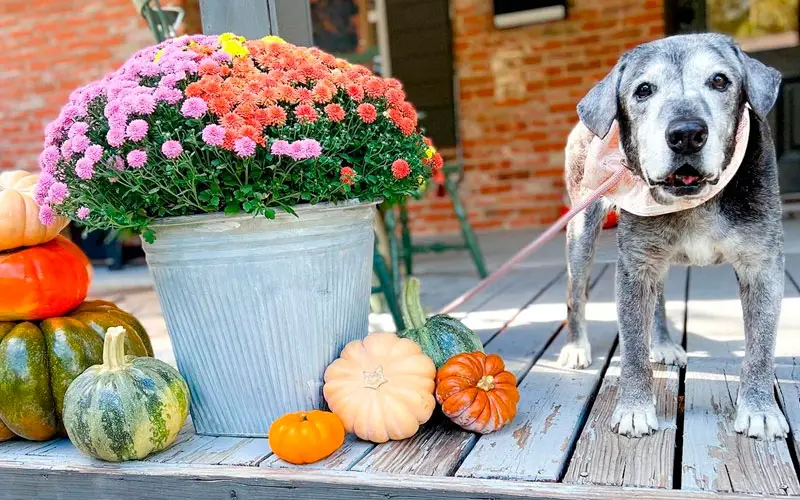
[357,103,377,123]
[264,105,287,126]
[295,88,314,105]
[346,84,364,102]
[185,82,204,98]
[340,166,357,186]
[324,103,345,123]
[208,96,233,115]
[221,112,246,130]
[386,88,406,108]
[391,159,410,179]
[294,104,318,124]
[365,77,387,99]
[312,82,335,103]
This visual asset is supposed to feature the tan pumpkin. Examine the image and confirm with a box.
[323,333,436,443]
[0,170,68,251]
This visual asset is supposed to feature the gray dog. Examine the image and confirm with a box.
[562,33,787,440]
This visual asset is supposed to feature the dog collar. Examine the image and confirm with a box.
[580,105,751,217]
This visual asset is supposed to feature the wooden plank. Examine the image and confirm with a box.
[562,267,686,488]
[455,266,619,482]
[682,265,800,495]
[217,437,272,466]
[352,265,600,475]
[0,457,783,500]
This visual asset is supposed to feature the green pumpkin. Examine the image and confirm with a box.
[398,277,484,368]
[0,300,153,441]
[63,326,190,462]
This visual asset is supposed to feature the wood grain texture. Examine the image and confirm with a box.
[562,267,686,488]
[352,265,577,475]
[682,265,800,495]
[456,266,618,481]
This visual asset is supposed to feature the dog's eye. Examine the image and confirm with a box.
[634,82,654,100]
[710,73,730,91]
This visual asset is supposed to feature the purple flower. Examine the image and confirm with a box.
[84,144,104,164]
[270,140,292,156]
[75,157,95,180]
[126,119,149,142]
[68,122,89,139]
[104,99,128,120]
[127,149,148,169]
[38,205,55,226]
[60,140,74,159]
[47,182,69,205]
[234,137,256,158]
[133,94,156,115]
[159,72,184,88]
[71,135,90,153]
[77,207,90,220]
[62,104,86,120]
[211,50,232,63]
[113,155,125,171]
[139,62,160,77]
[161,140,184,159]
[181,97,208,119]
[298,139,322,159]
[202,124,225,146]
[289,141,305,161]
[153,87,183,104]
[106,127,126,147]
[39,146,60,173]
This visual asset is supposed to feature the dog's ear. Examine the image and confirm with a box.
[738,49,781,118]
[577,62,623,139]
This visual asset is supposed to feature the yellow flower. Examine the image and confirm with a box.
[417,176,427,189]
[221,39,249,58]
[425,147,436,159]
[219,32,245,44]
[261,35,286,44]
[153,48,165,63]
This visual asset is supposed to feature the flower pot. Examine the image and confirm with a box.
[142,200,376,437]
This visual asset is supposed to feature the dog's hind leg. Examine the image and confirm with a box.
[649,281,687,367]
[558,198,611,369]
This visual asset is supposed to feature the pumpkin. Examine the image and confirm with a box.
[398,277,484,368]
[0,236,92,321]
[435,352,520,434]
[0,301,153,441]
[63,326,189,462]
[0,170,68,251]
[323,332,436,443]
[269,410,345,465]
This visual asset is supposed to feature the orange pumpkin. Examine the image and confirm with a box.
[0,236,92,321]
[0,170,68,251]
[435,352,520,434]
[269,410,345,465]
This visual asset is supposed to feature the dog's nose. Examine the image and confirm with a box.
[666,119,708,154]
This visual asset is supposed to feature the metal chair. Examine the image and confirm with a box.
[133,0,184,43]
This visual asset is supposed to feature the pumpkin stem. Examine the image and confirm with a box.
[476,375,495,392]
[362,366,389,390]
[401,277,427,330]
[102,326,129,371]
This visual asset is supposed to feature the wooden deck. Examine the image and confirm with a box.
[5,236,800,499]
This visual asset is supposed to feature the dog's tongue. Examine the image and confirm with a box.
[680,175,698,186]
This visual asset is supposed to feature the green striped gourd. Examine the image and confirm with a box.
[398,277,484,368]
[63,326,190,462]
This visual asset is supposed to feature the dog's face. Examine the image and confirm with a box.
[578,34,781,204]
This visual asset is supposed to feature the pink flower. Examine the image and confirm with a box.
[106,127,126,147]
[113,155,125,171]
[84,144,104,164]
[181,97,208,118]
[357,103,377,124]
[270,139,291,156]
[38,205,55,226]
[68,122,89,139]
[39,146,60,173]
[133,94,157,115]
[126,119,149,142]
[154,87,183,104]
[60,140,74,159]
[77,207,90,220]
[234,137,256,158]
[127,149,148,169]
[202,124,226,146]
[288,139,323,161]
[161,140,184,159]
[71,135,90,153]
[34,172,54,205]
[391,159,410,179]
[75,157,95,179]
[47,182,69,205]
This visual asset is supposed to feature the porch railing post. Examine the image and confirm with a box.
[198,0,313,46]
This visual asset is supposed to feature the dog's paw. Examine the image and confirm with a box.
[557,340,592,369]
[649,342,687,367]
[611,400,658,438]
[734,399,789,441]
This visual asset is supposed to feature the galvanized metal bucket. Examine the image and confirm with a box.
[142,200,376,437]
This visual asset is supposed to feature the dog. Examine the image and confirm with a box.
[561,33,787,440]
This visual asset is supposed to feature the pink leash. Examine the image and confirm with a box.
[438,165,627,315]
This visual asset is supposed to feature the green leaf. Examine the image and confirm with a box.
[143,229,156,244]
[224,202,241,215]
[264,208,276,219]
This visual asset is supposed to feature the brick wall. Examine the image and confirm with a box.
[405,0,664,235]
[0,0,152,171]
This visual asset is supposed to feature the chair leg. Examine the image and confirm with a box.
[445,176,488,278]
[399,203,414,276]
[373,246,405,331]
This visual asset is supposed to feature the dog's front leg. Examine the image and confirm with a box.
[733,255,789,440]
[612,255,663,437]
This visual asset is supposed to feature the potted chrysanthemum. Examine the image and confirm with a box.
[37,33,442,437]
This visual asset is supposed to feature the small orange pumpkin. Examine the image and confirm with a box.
[0,170,69,251]
[435,352,520,434]
[268,410,345,465]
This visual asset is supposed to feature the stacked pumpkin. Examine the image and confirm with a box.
[0,170,189,462]
[270,277,521,465]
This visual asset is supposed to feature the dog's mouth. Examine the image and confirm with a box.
[654,164,711,196]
